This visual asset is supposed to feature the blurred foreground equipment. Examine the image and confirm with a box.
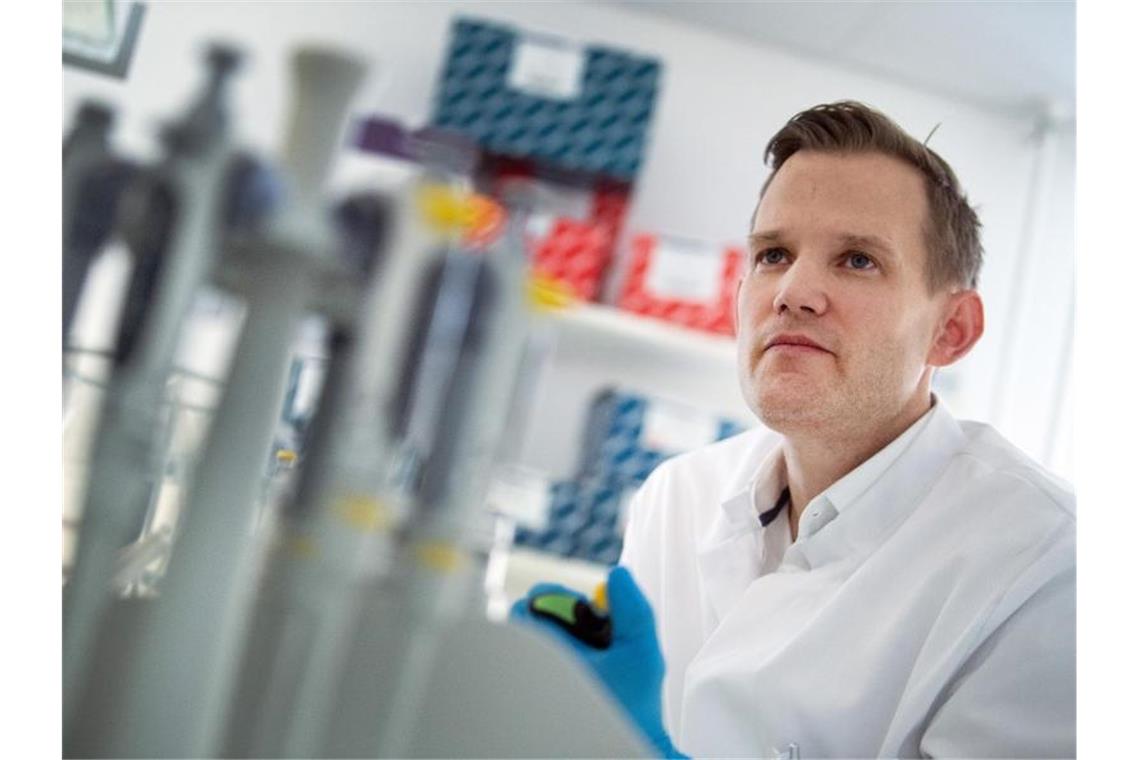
[62,40,651,759]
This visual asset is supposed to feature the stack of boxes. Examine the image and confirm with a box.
[426,18,752,564]
[514,388,748,565]
[429,17,745,339]
[430,17,661,303]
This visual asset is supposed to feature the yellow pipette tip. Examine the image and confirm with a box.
[593,582,609,612]
[527,273,579,312]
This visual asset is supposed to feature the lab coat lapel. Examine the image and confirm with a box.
[694,434,786,623]
[795,402,968,569]
[695,490,763,624]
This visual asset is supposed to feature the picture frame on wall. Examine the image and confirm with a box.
[64,1,146,80]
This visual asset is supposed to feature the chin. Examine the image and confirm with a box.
[756,403,828,433]
[749,379,831,432]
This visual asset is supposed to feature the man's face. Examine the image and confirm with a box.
[738,150,948,439]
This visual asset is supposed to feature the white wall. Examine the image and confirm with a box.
[63,0,1074,479]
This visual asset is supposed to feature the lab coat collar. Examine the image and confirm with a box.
[820,396,941,516]
[715,397,947,528]
[721,437,787,529]
[791,397,967,570]
[696,429,787,621]
[697,396,966,619]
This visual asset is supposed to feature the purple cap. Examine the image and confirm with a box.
[353,116,414,160]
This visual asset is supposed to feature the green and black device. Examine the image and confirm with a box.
[528,591,613,649]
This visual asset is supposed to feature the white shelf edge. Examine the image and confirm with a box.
[545,301,739,364]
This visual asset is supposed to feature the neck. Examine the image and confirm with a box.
[782,392,933,541]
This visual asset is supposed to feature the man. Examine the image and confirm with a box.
[513,101,1075,758]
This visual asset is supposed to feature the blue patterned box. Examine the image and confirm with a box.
[512,391,747,566]
[578,388,747,485]
[430,17,662,182]
[513,475,633,565]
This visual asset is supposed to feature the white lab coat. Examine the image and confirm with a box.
[619,399,1075,759]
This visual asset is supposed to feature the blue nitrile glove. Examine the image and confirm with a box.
[510,566,686,759]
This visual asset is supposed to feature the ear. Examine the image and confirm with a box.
[928,290,985,367]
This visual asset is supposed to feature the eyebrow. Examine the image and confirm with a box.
[748,231,782,247]
[748,230,899,261]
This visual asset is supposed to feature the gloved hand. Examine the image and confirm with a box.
[510,566,686,759]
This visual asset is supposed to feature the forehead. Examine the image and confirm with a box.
[753,151,929,249]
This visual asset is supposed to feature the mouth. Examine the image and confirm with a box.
[763,334,832,355]
[767,344,829,356]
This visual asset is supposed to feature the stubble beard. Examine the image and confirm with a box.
[745,356,902,445]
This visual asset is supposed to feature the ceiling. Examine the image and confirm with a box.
[598,0,1075,119]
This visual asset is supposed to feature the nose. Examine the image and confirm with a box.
[773,261,828,316]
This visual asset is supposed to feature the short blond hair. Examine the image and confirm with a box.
[758,101,983,291]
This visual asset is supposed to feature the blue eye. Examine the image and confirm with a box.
[757,248,787,266]
[846,252,875,270]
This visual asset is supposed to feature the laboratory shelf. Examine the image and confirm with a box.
[519,300,752,480]
[544,301,738,366]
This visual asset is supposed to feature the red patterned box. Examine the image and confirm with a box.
[527,217,613,301]
[486,162,632,301]
[618,234,744,336]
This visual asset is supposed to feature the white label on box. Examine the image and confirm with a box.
[508,38,586,101]
[643,238,725,302]
[640,399,721,453]
[484,467,553,530]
